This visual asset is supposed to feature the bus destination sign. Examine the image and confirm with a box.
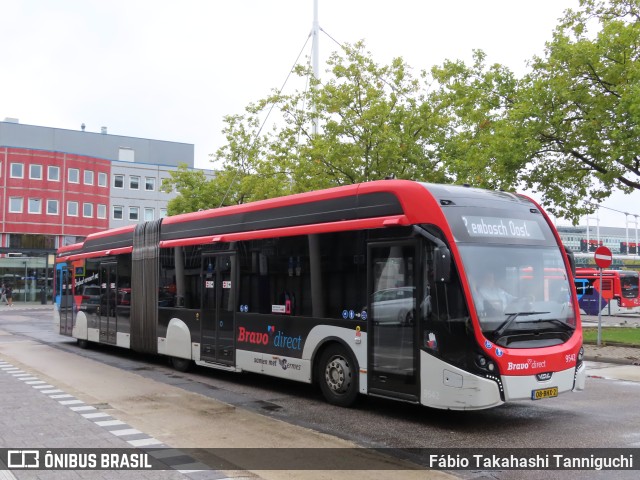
[462,216,545,240]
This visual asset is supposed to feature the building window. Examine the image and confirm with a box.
[97,204,107,219]
[10,163,24,179]
[98,172,107,187]
[114,174,124,189]
[129,206,139,221]
[8,234,57,250]
[130,176,140,190]
[84,170,94,185]
[160,178,172,191]
[67,201,79,217]
[68,168,79,183]
[9,197,23,213]
[48,166,60,181]
[113,205,124,220]
[160,208,167,218]
[29,164,43,180]
[28,198,42,214]
[145,177,156,191]
[83,203,93,218]
[144,208,155,221]
[47,199,59,215]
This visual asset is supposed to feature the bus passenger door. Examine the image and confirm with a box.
[99,263,117,344]
[58,265,74,336]
[368,242,419,401]
[201,253,235,366]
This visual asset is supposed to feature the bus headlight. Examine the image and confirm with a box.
[476,355,496,373]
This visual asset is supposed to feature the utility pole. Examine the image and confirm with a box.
[311,0,320,135]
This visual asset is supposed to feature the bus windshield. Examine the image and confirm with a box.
[458,245,576,348]
[620,272,639,299]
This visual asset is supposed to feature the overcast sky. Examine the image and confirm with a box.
[2,0,639,230]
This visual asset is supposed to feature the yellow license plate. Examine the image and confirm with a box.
[532,387,558,400]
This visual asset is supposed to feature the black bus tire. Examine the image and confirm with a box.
[77,339,89,349]
[317,344,359,407]
[170,357,192,372]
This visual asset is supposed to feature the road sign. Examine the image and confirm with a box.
[594,245,613,269]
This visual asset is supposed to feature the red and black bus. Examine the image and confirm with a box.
[574,267,640,315]
[55,180,585,410]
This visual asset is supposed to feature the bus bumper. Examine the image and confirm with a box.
[502,364,583,401]
[573,361,586,392]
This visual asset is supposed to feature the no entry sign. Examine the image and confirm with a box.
[594,245,613,269]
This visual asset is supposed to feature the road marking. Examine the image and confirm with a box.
[110,428,142,437]
[95,420,126,427]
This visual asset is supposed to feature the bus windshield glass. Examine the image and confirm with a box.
[620,272,639,299]
[458,245,576,348]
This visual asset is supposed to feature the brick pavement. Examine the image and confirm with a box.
[0,358,234,480]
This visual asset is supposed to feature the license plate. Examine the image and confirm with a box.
[531,387,558,400]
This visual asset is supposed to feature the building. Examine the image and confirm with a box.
[0,119,209,301]
[557,225,640,255]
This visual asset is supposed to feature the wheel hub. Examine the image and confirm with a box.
[325,357,351,393]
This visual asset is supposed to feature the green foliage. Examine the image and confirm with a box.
[583,326,640,345]
[515,0,640,221]
[165,0,640,222]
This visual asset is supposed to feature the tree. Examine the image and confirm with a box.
[423,50,526,190]
[515,0,640,221]
[163,42,449,212]
[165,0,640,222]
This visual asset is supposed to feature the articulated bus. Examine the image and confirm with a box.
[54,180,585,410]
[574,267,640,316]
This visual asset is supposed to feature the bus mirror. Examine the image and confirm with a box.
[564,246,576,277]
[434,246,451,283]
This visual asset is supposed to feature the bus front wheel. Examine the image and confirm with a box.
[317,344,358,407]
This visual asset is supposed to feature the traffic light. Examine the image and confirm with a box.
[630,243,638,255]
[620,242,627,254]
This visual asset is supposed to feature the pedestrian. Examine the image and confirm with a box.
[6,285,13,307]
[0,284,6,305]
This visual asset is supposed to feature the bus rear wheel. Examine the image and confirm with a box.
[170,357,192,372]
[317,344,358,407]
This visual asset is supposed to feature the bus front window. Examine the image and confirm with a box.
[459,245,576,348]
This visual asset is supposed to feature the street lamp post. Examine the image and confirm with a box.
[23,261,27,302]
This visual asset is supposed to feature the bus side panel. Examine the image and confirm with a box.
[73,311,89,341]
[157,317,192,359]
[236,349,310,382]
[157,308,202,346]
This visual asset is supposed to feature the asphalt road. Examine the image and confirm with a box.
[1,308,639,480]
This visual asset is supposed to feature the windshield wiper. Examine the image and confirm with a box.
[493,311,550,341]
[519,318,575,331]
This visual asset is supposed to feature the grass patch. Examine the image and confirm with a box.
[583,327,640,346]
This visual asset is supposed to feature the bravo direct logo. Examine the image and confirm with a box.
[237,326,303,350]
[507,359,547,371]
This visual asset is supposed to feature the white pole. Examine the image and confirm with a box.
[633,215,640,255]
[625,213,629,254]
[596,208,600,246]
[311,0,320,136]
[597,267,602,346]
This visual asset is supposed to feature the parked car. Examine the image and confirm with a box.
[371,287,416,326]
[79,285,102,313]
